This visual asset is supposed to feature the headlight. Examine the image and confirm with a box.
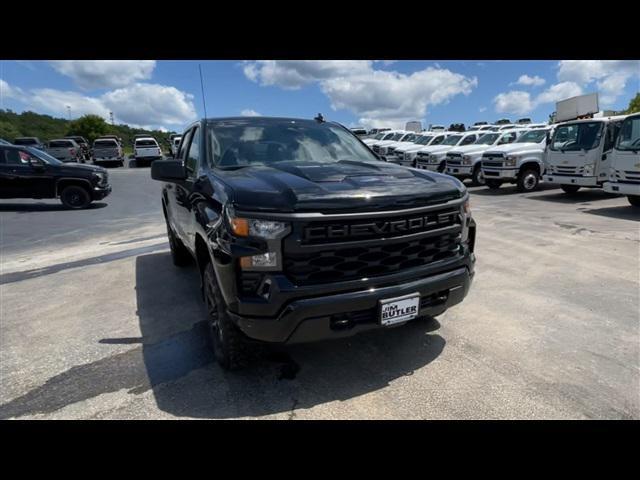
[583,164,594,175]
[505,155,518,167]
[462,155,472,165]
[93,172,106,184]
[230,218,288,239]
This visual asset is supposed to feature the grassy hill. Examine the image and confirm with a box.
[0,109,177,153]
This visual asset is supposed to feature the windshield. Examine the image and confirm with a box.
[401,134,417,142]
[442,135,462,146]
[95,140,117,148]
[516,130,547,144]
[26,147,63,165]
[476,133,500,145]
[414,136,434,145]
[49,140,73,148]
[381,132,395,140]
[207,119,380,168]
[615,116,640,151]
[551,122,603,151]
[431,135,446,145]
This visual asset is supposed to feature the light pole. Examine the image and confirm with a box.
[109,112,114,125]
[66,105,71,120]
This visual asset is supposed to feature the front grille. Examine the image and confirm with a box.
[283,208,462,286]
[554,165,579,175]
[483,153,504,161]
[482,161,503,168]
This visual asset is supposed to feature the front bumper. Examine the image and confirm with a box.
[446,165,473,177]
[415,161,439,171]
[92,184,112,200]
[544,175,599,187]
[482,167,518,180]
[603,181,640,196]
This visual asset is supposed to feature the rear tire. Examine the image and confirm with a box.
[471,164,485,186]
[165,218,191,267]
[561,185,581,195]
[486,179,502,190]
[60,185,91,209]
[628,195,640,207]
[203,262,250,371]
[517,169,539,192]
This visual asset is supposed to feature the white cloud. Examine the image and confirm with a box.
[101,83,197,129]
[557,60,640,107]
[242,60,477,129]
[240,109,261,117]
[494,81,583,115]
[49,60,156,90]
[515,74,546,87]
[494,91,533,115]
[2,79,196,130]
[478,106,487,113]
[1,79,27,104]
[242,60,373,90]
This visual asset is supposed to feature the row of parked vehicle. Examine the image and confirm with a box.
[361,108,640,206]
[3,134,166,168]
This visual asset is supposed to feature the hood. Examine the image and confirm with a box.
[395,143,427,153]
[447,143,497,156]
[215,160,465,213]
[482,142,544,155]
[384,140,416,150]
[58,162,107,175]
[417,144,457,155]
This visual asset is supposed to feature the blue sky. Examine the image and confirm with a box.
[1,60,638,132]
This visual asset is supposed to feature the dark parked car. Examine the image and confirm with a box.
[151,116,476,370]
[45,139,83,163]
[0,145,111,208]
[13,137,45,150]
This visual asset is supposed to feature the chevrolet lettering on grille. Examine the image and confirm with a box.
[303,212,458,242]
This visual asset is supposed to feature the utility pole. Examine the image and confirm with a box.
[109,112,114,125]
[66,105,71,121]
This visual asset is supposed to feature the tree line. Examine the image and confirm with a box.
[0,109,177,147]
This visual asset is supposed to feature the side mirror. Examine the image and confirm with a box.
[151,160,186,182]
[29,157,45,170]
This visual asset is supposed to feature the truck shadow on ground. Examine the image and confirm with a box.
[134,252,446,419]
[526,189,619,204]
[580,205,640,221]
[0,251,445,419]
[0,202,107,212]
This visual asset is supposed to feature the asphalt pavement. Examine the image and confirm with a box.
[1,168,638,419]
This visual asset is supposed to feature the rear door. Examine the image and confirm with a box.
[165,128,193,243]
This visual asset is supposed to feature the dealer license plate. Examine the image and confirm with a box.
[379,293,420,326]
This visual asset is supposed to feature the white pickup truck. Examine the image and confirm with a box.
[479,128,552,191]
[415,131,480,172]
[445,130,525,185]
[603,112,640,207]
[363,130,400,147]
[134,137,163,167]
[377,132,420,161]
[390,132,442,166]
[369,131,410,157]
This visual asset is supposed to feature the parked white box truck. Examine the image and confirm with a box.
[603,112,640,207]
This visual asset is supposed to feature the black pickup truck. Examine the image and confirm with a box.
[152,116,476,370]
[0,144,111,208]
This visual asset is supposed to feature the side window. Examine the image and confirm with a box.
[461,135,476,145]
[4,149,31,165]
[177,129,193,161]
[185,127,200,177]
[604,123,619,151]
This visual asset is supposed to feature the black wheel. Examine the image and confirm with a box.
[118,160,124,168]
[203,262,250,370]
[628,195,640,207]
[561,185,581,195]
[60,185,91,209]
[486,179,502,190]
[437,161,446,173]
[165,218,191,267]
[471,164,485,186]
[517,169,539,192]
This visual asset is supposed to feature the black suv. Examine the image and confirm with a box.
[0,145,111,208]
[152,117,476,370]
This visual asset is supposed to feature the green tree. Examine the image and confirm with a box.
[66,115,109,143]
[625,92,640,114]
[0,120,21,140]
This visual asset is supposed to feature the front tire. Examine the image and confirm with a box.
[486,179,502,190]
[517,169,539,192]
[561,185,581,195]
[628,195,640,207]
[471,164,485,186]
[60,185,91,209]
[437,161,446,173]
[203,262,250,370]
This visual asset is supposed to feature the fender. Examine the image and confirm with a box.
[55,177,93,197]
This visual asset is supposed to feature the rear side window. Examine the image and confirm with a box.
[461,135,476,145]
[1,148,30,165]
[49,140,72,148]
